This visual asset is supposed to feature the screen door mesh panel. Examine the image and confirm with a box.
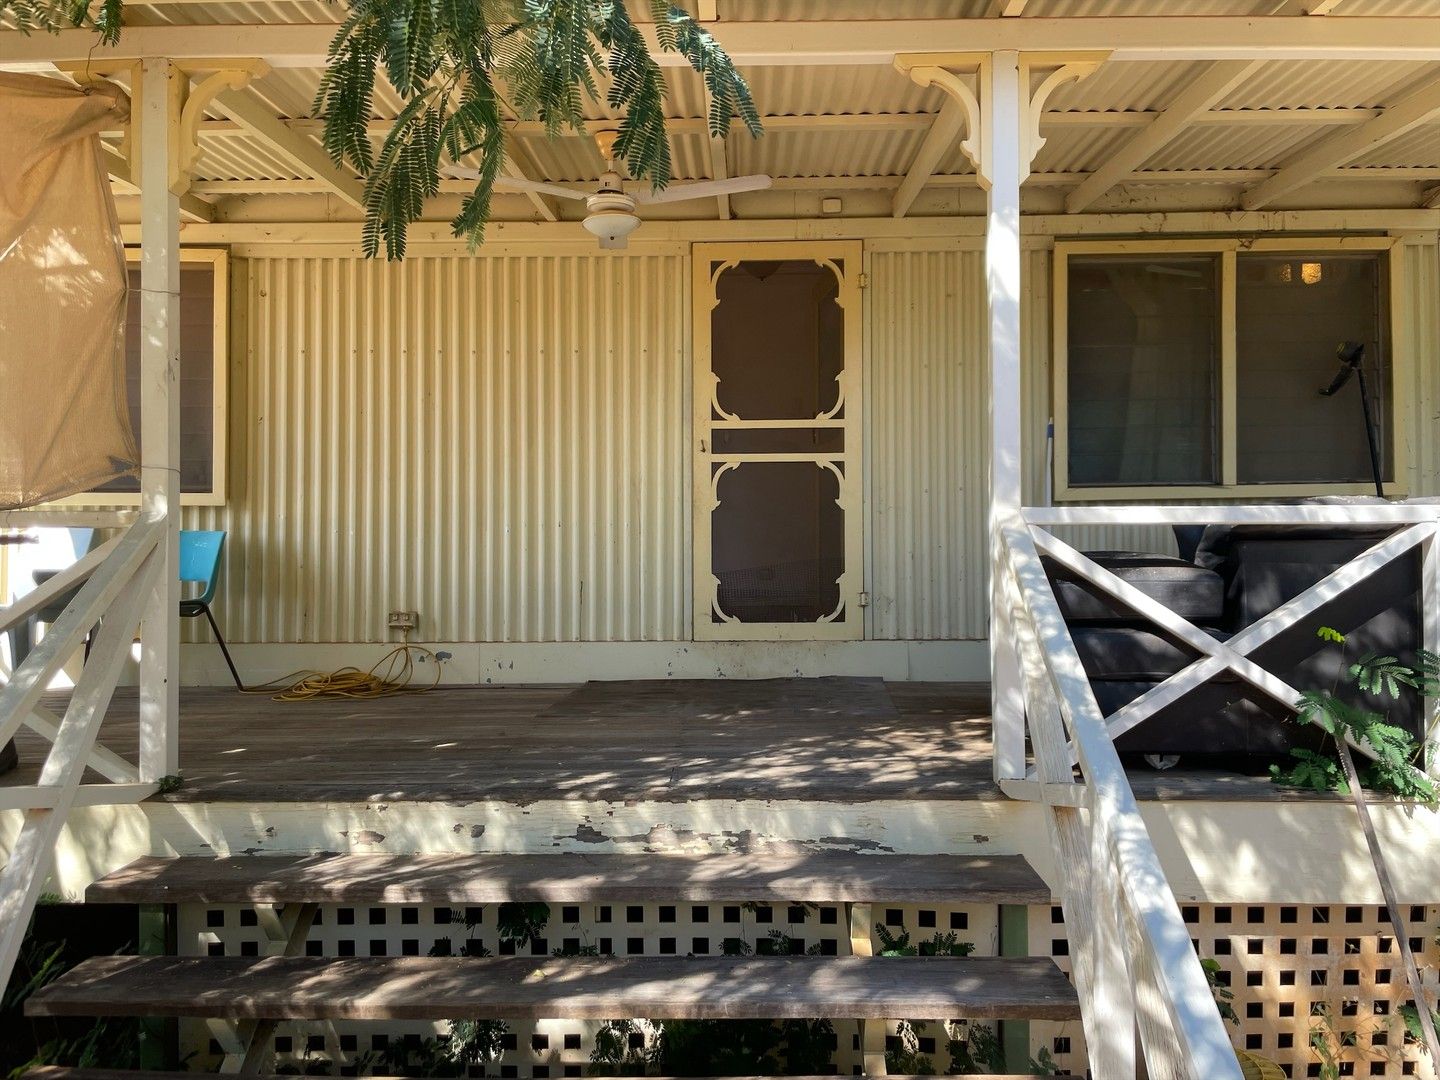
[0,72,137,509]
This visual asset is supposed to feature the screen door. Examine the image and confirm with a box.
[692,242,863,641]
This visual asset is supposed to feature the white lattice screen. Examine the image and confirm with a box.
[177,900,1438,1078]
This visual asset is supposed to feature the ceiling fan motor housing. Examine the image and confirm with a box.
[582,192,642,244]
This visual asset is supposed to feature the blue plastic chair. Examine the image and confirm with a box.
[179,530,243,689]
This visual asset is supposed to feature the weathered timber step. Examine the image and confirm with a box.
[85,852,1052,906]
[26,954,1081,1022]
[22,1071,1047,1080]
[20,1072,414,1080]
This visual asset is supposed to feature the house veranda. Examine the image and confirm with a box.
[3,6,1440,1080]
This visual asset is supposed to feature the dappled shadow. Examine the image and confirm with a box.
[11,680,999,805]
[28,953,1081,1024]
[89,849,1052,906]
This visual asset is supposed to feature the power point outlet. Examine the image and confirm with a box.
[387,610,419,632]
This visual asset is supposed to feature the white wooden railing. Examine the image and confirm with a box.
[0,511,167,989]
[993,500,1440,1079]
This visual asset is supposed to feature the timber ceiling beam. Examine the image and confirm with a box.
[1241,72,1440,209]
[500,139,561,221]
[893,94,968,217]
[183,164,1440,198]
[209,88,365,210]
[184,106,1384,144]
[11,19,1440,68]
[984,0,1029,15]
[1271,0,1350,11]
[1065,59,1263,213]
[101,139,215,222]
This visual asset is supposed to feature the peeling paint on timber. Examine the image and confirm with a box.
[5,796,1440,907]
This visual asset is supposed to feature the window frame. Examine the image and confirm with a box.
[1052,235,1408,501]
[53,247,230,507]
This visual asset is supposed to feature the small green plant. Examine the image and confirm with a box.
[154,773,184,795]
[496,901,551,947]
[370,1019,508,1076]
[1401,1002,1440,1052]
[1308,1004,1360,1080]
[1270,629,1438,803]
[946,1020,1005,1074]
[588,1017,834,1076]
[884,1019,933,1075]
[873,924,975,957]
[1,918,142,1080]
[1201,957,1239,1026]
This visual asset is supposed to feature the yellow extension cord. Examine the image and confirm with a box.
[240,633,441,701]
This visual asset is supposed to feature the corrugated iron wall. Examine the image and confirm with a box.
[184,251,689,644]
[180,237,1438,647]
[1401,239,1440,497]
[865,245,989,641]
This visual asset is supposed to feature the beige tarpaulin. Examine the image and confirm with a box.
[0,72,137,510]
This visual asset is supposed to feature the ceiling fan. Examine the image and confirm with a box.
[445,130,772,248]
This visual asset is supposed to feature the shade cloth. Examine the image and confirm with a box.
[0,72,137,509]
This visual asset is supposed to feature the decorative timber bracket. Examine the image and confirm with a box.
[892,51,1107,197]
[55,58,269,197]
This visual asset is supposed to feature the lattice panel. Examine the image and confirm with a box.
[177,900,1004,1075]
[1030,902,1440,1079]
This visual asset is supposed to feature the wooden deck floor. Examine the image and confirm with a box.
[7,677,1315,804]
[11,678,997,803]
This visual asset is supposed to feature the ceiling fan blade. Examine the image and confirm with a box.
[598,233,629,251]
[633,174,772,205]
[443,166,592,201]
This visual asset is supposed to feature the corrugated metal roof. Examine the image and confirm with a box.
[28,5,1440,209]
[1217,59,1435,110]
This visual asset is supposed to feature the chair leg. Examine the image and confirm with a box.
[200,604,245,691]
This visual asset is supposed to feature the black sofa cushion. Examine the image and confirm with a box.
[1044,552,1224,624]
[1097,680,1316,755]
[1071,625,1236,681]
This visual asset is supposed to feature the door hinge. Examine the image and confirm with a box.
[857,272,870,288]
[858,591,870,607]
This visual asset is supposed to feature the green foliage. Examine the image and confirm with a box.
[1201,957,1238,1026]
[884,1019,934,1075]
[370,1018,509,1076]
[1400,1002,1440,1053]
[589,1018,649,1075]
[588,1017,834,1076]
[0,0,122,45]
[155,773,184,795]
[1269,748,1349,796]
[874,923,975,957]
[1271,632,1438,804]
[3,0,762,259]
[2,918,141,1080]
[1307,1004,1358,1080]
[946,1020,1006,1074]
[313,0,763,257]
[497,901,551,945]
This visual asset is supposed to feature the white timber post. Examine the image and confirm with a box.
[985,51,1027,782]
[1425,519,1440,778]
[137,57,182,780]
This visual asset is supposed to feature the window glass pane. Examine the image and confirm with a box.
[711,461,844,624]
[96,263,216,494]
[710,259,844,421]
[1236,253,1389,485]
[1067,255,1220,487]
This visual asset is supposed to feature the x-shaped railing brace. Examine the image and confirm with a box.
[1022,521,1438,781]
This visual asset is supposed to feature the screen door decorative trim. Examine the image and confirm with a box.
[691,241,864,641]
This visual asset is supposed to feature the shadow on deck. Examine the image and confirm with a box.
[8,677,1336,804]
